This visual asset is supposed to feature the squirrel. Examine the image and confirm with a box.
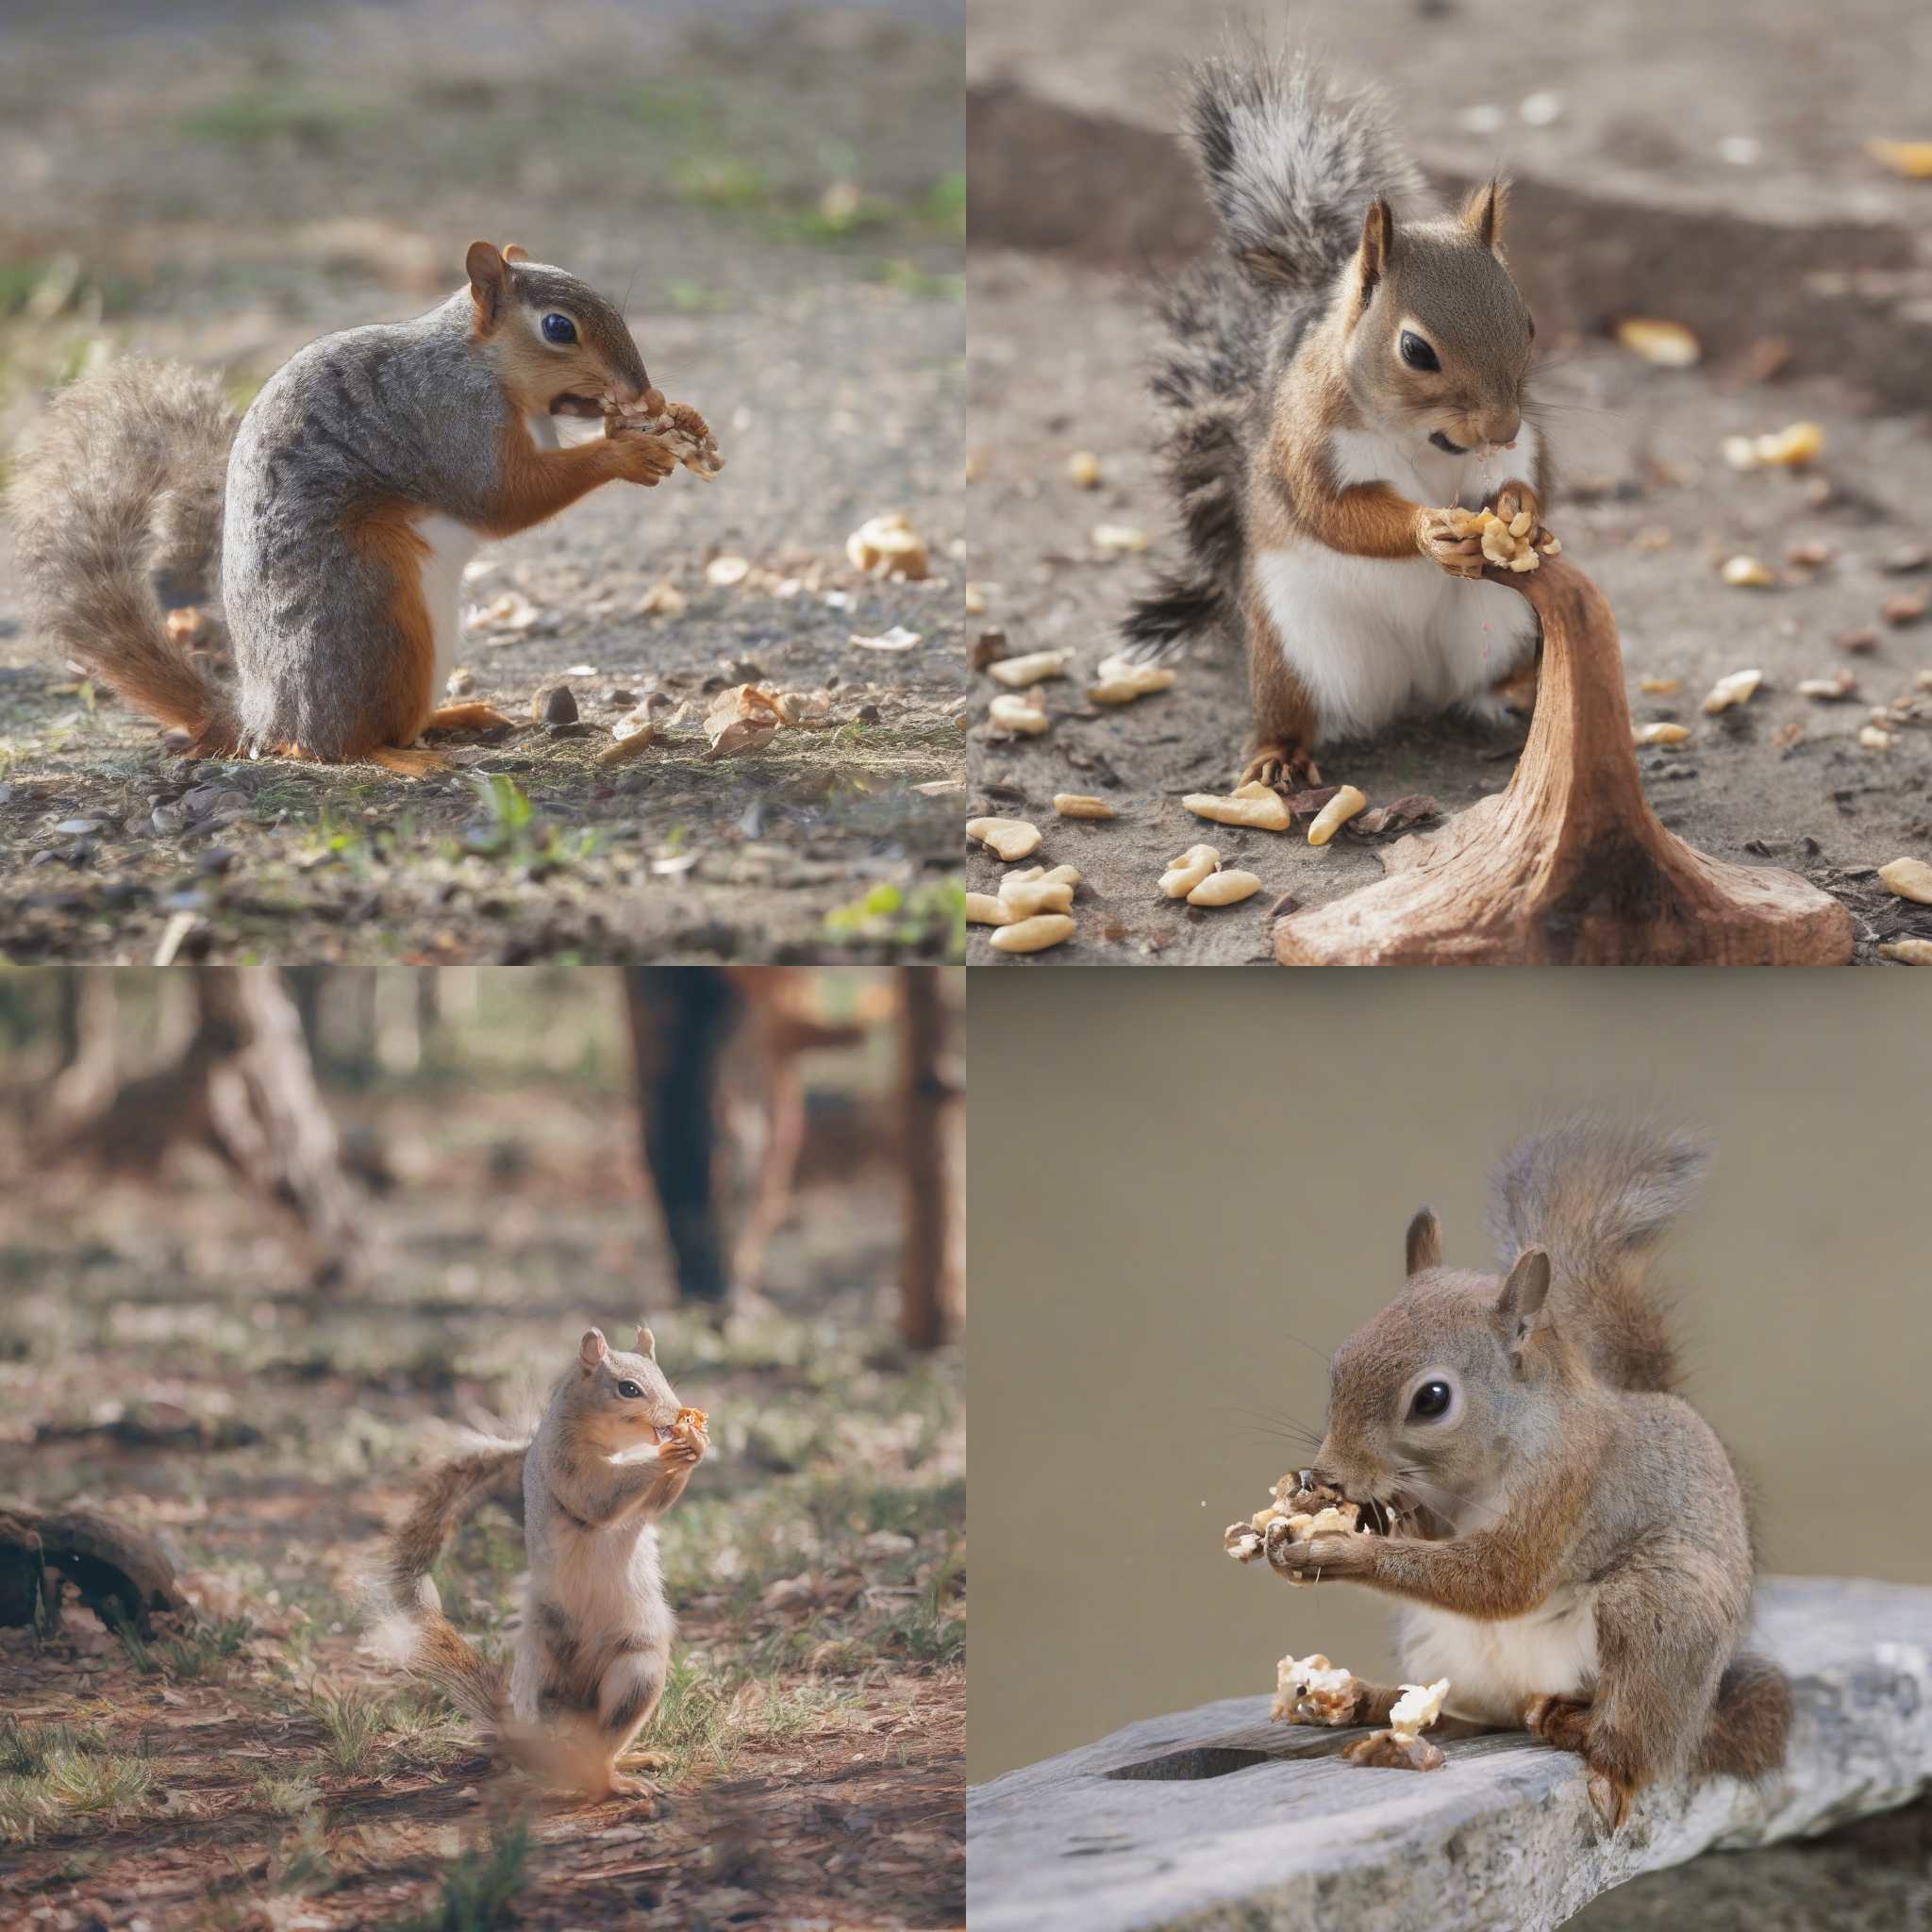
[1122,53,1554,791]
[7,242,696,777]
[377,1324,707,1799]
[1268,1120,1790,1831]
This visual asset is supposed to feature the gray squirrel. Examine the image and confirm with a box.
[8,242,709,775]
[379,1324,706,1799]
[1123,53,1554,790]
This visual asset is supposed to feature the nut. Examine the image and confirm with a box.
[1634,722,1691,746]
[1613,318,1700,367]
[1091,524,1150,555]
[1184,783,1291,832]
[1067,450,1101,489]
[998,880,1074,918]
[1703,668,1764,713]
[845,511,929,580]
[1859,725,1896,752]
[1187,868,1261,907]
[989,651,1071,688]
[1879,940,1932,965]
[1159,843,1221,899]
[1723,422,1824,470]
[1053,793,1116,820]
[1089,657,1176,705]
[966,817,1042,862]
[1721,558,1775,589]
[1877,857,1932,905]
[965,892,1012,926]
[1307,784,1367,846]
[1004,863,1081,891]
[989,912,1074,954]
[988,692,1050,736]
[1341,1730,1446,1773]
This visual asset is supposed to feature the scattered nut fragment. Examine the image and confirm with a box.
[1796,671,1858,702]
[1634,722,1691,747]
[1442,505,1545,573]
[1004,862,1081,891]
[1839,627,1881,655]
[966,817,1042,861]
[1160,843,1221,898]
[1091,524,1150,556]
[1638,675,1681,695]
[706,555,753,589]
[1858,725,1896,752]
[1703,669,1763,713]
[1185,783,1291,832]
[989,913,1074,954]
[1867,138,1932,179]
[1272,1655,1357,1727]
[595,710,658,765]
[845,511,929,580]
[1307,784,1368,846]
[1879,940,1932,966]
[1724,422,1824,470]
[1613,318,1700,367]
[964,582,992,616]
[998,880,1074,918]
[1053,793,1116,820]
[1187,868,1261,908]
[1067,450,1102,489]
[1088,657,1176,704]
[1342,1730,1446,1773]
[988,692,1051,736]
[1877,858,1932,905]
[1882,591,1928,627]
[965,892,1014,926]
[1721,557,1775,589]
[989,651,1070,688]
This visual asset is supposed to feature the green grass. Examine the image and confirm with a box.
[308,1686,392,1777]
[179,83,391,147]
[385,1820,530,1932]
[307,1686,473,1778]
[114,1612,251,1681]
[253,1771,325,1818]
[0,1718,153,1844]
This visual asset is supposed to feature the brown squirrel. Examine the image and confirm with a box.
[376,1324,706,1799]
[7,242,709,776]
[1123,54,1553,790]
[1270,1121,1789,1830]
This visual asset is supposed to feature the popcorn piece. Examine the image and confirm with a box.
[1272,1653,1357,1726]
[1389,1678,1450,1738]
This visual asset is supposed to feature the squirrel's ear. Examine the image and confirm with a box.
[1404,1207,1442,1275]
[466,241,508,330]
[635,1324,657,1360]
[1460,178,1508,258]
[1355,199,1394,313]
[579,1327,608,1369]
[1496,1248,1552,1358]
[501,243,530,263]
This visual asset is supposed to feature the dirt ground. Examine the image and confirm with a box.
[0,1,967,965]
[962,0,1932,967]
[0,1005,964,1928]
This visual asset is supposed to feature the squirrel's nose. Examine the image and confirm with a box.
[1479,408,1522,448]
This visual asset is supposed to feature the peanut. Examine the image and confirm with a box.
[1159,843,1220,899]
[1053,793,1116,820]
[1185,783,1291,832]
[989,913,1074,954]
[989,651,1070,689]
[999,880,1074,918]
[966,817,1042,861]
[988,692,1050,735]
[965,892,1012,926]
[1307,784,1367,846]
[1187,868,1261,907]
[1877,857,1932,905]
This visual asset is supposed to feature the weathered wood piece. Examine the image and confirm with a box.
[1274,558,1855,965]
[966,1577,1932,1932]
[0,1502,188,1634]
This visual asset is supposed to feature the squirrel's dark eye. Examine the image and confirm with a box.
[1399,330,1440,373]
[616,1380,641,1399]
[1408,1379,1453,1422]
[541,312,577,345]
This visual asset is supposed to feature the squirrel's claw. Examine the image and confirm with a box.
[1416,509,1487,580]
[1237,741,1323,794]
[1587,1769,1632,1834]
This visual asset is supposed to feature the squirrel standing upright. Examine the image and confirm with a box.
[380,1324,706,1799]
[1270,1121,1790,1830]
[8,242,708,776]
[1124,54,1553,789]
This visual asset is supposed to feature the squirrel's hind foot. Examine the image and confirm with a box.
[422,702,516,738]
[1523,1693,1591,1753]
[365,744,454,779]
[1237,741,1322,793]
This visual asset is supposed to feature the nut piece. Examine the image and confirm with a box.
[1858,725,1896,752]
[1004,863,1081,891]
[1307,785,1368,846]
[1053,793,1117,820]
[989,913,1074,954]
[1341,1729,1446,1773]
[1185,784,1291,832]
[1703,668,1764,713]
[1272,1654,1357,1727]
[1160,843,1221,899]
[966,817,1042,862]
[1187,868,1261,907]
[989,651,1071,689]
[988,693,1051,736]
[1089,657,1176,705]
[1091,525,1150,555]
[1879,940,1932,966]
[1634,722,1691,747]
[1877,858,1932,905]
[1613,318,1700,367]
[1067,450,1102,489]
[965,892,1013,926]
[1721,558,1775,589]
[845,511,929,580]
[998,880,1074,918]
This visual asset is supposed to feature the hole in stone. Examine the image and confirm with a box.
[1104,1746,1274,1781]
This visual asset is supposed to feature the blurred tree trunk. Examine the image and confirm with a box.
[898,971,963,1349]
[622,967,741,1311]
[42,971,120,1135]
[45,967,364,1288]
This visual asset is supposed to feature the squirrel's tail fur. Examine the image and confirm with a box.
[376,1438,528,1729]
[6,358,242,754]
[1123,53,1424,661]
[1487,1119,1712,1394]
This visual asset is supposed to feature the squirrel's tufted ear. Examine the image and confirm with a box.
[1353,199,1394,318]
[635,1324,657,1360]
[1404,1207,1442,1275]
[579,1327,608,1369]
[1496,1248,1552,1362]
[1459,178,1508,258]
[501,243,530,263]
[466,241,508,330]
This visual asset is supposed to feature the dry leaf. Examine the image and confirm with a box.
[703,684,786,758]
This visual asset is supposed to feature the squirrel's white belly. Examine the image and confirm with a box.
[415,513,480,727]
[1396,1587,1598,1726]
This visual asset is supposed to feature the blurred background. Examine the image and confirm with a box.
[964,0,1932,965]
[970,967,1932,1786]
[0,963,963,1928]
[0,0,967,963]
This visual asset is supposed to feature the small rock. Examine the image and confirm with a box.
[535,685,579,725]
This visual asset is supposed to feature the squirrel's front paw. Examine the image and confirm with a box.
[1270,1530,1372,1581]
[660,1425,708,1471]
[608,432,676,487]
[1415,508,1485,579]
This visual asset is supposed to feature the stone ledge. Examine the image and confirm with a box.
[965,1576,1932,1932]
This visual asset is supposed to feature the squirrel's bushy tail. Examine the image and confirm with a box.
[7,358,242,755]
[375,1438,528,1729]
[1487,1119,1711,1394]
